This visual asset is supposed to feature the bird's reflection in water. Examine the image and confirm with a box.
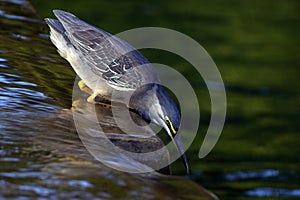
[71,97,171,174]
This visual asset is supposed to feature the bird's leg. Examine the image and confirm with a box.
[86,93,97,103]
[78,80,93,95]
[94,95,112,105]
[78,80,111,107]
[87,93,111,104]
[87,93,112,108]
[78,80,124,109]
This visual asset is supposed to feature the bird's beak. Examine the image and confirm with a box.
[164,117,189,174]
[171,132,189,174]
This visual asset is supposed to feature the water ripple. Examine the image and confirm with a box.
[224,169,280,181]
[245,187,300,197]
[0,171,50,179]
[0,10,42,23]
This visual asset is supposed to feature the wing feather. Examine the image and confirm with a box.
[53,10,159,90]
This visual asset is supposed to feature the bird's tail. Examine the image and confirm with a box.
[45,18,70,59]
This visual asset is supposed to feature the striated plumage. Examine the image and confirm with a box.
[45,10,189,173]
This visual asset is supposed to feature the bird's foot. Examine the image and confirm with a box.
[78,80,93,95]
[78,80,124,108]
[87,93,112,108]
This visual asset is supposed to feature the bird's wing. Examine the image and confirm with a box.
[53,10,159,90]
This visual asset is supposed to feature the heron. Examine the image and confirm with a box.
[45,10,189,173]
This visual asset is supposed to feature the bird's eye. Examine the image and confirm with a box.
[165,116,176,135]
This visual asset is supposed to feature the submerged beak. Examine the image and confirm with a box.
[171,132,189,174]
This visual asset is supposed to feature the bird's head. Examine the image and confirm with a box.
[153,85,189,174]
[130,83,189,174]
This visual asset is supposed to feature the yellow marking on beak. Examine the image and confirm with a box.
[165,116,176,135]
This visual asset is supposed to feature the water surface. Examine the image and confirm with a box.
[1,0,300,199]
[0,0,218,199]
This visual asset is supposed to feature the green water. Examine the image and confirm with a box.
[0,0,299,199]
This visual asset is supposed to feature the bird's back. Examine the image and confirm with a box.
[46,10,159,92]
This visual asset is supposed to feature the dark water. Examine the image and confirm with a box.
[1,0,300,199]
